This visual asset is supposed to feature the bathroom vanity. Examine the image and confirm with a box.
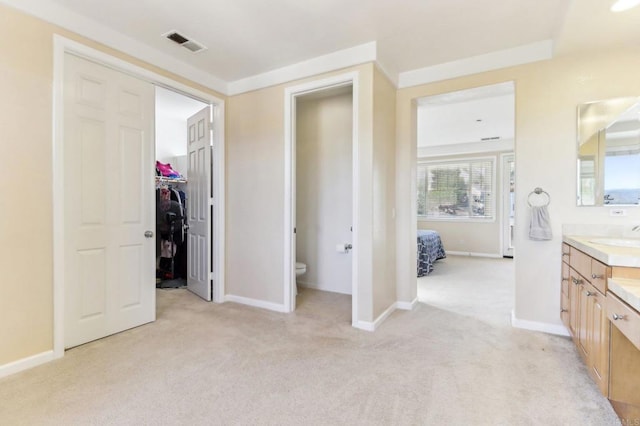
[561,235,640,421]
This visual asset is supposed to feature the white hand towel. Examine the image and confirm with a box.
[529,205,552,240]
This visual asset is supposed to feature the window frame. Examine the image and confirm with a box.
[417,155,497,223]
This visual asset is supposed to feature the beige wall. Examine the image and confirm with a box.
[397,47,640,327]
[0,5,54,366]
[296,91,353,294]
[225,64,382,321]
[372,67,397,317]
[225,63,400,323]
[417,150,509,256]
[0,4,223,366]
[225,84,286,303]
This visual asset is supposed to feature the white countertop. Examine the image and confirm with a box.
[608,278,640,313]
[563,235,640,268]
[564,234,640,312]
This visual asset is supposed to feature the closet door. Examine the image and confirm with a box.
[186,106,212,301]
[64,53,155,348]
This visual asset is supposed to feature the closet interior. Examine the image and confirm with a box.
[155,86,207,288]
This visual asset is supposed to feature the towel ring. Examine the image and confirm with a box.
[528,187,550,207]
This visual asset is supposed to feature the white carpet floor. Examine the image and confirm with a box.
[0,256,620,425]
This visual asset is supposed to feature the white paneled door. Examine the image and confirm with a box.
[187,107,212,301]
[64,53,155,348]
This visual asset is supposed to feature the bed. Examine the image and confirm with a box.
[417,230,446,277]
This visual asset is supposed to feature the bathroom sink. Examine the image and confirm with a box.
[589,238,640,248]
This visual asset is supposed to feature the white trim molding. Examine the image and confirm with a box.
[396,298,419,311]
[0,351,55,379]
[511,311,571,337]
[224,295,288,313]
[445,251,504,258]
[1,0,227,94]
[355,302,398,332]
[229,42,375,95]
[398,40,553,89]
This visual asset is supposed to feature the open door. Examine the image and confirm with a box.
[187,106,213,301]
[64,53,155,348]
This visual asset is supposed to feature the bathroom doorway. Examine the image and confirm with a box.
[295,86,353,296]
[284,73,359,322]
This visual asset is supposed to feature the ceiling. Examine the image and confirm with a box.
[156,86,207,122]
[417,83,515,149]
[4,0,640,94]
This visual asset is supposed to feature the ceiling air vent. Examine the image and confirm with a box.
[480,136,501,141]
[163,30,207,53]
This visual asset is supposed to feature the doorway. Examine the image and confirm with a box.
[501,153,515,258]
[154,87,214,300]
[284,72,359,324]
[414,82,515,298]
[295,86,353,298]
[53,36,225,356]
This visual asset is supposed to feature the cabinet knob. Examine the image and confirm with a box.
[561,308,568,313]
[591,273,603,279]
[562,278,569,282]
[586,291,595,297]
[612,313,625,321]
[572,277,582,285]
[562,252,570,257]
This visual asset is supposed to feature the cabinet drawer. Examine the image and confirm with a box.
[570,246,591,283]
[590,259,609,294]
[562,243,571,264]
[607,291,640,351]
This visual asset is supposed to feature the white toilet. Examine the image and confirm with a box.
[295,262,307,294]
[295,262,307,277]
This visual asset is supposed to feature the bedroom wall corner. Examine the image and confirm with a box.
[395,94,419,306]
[371,66,398,318]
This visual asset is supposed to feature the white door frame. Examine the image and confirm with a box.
[52,35,226,358]
[500,152,515,257]
[284,72,359,324]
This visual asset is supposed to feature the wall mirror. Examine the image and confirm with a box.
[577,97,640,206]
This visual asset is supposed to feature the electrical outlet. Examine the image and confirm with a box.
[609,209,627,216]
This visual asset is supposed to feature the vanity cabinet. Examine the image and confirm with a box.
[607,291,640,421]
[563,235,640,422]
[562,243,611,396]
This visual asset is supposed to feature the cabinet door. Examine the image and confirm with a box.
[569,268,582,340]
[578,281,590,361]
[588,286,609,396]
[561,262,570,328]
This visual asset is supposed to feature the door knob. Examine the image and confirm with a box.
[144,230,154,238]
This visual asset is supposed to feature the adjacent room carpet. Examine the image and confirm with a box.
[0,256,620,425]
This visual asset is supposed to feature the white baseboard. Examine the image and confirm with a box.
[396,298,418,310]
[447,251,503,259]
[511,310,570,337]
[297,281,352,295]
[0,350,55,379]
[354,302,397,332]
[224,295,288,313]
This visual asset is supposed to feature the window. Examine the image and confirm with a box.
[417,157,495,220]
